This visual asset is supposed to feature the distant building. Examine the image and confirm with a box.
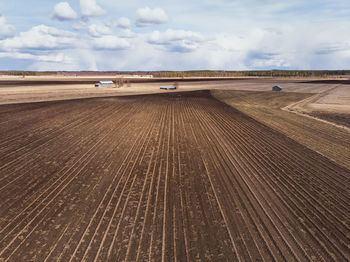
[272,85,283,91]
[160,86,176,90]
[95,81,115,87]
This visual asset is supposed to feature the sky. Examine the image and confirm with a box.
[0,0,350,71]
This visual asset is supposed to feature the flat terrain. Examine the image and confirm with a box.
[0,78,341,105]
[311,84,350,113]
[283,84,350,128]
[0,91,349,261]
[212,90,350,170]
[309,112,350,129]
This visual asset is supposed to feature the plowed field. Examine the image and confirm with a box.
[0,91,349,261]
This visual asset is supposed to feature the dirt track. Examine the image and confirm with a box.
[0,91,349,261]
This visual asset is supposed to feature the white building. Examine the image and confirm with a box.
[95,81,115,87]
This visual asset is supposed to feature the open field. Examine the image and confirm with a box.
[280,83,350,128]
[309,112,350,129]
[310,84,350,113]
[0,91,349,261]
[0,78,341,105]
[212,90,350,170]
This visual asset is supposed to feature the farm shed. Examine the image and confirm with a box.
[272,85,283,91]
[160,86,176,90]
[95,81,115,87]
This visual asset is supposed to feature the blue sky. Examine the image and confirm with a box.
[0,0,350,71]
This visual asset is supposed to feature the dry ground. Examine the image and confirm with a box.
[212,90,350,170]
[0,78,340,105]
[310,84,350,113]
[282,84,350,128]
[2,78,348,129]
[0,91,349,261]
[309,112,350,129]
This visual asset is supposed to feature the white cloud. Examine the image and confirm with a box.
[149,29,204,43]
[2,0,350,71]
[93,35,130,49]
[80,0,106,17]
[210,22,350,70]
[73,22,116,38]
[106,17,131,29]
[72,21,88,31]
[148,29,204,52]
[0,51,73,63]
[119,29,136,38]
[136,7,168,27]
[76,48,98,70]
[87,24,112,37]
[117,17,131,29]
[0,25,76,51]
[0,15,15,40]
[52,2,78,21]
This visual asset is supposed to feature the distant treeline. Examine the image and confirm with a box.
[0,71,54,76]
[1,70,350,78]
[150,70,350,78]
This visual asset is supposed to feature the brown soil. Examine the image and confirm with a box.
[212,90,350,170]
[310,112,350,129]
[302,80,350,85]
[0,78,337,105]
[0,91,349,261]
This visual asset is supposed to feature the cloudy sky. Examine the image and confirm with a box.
[1,0,350,71]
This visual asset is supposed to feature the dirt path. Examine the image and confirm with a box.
[283,85,350,131]
[0,91,349,261]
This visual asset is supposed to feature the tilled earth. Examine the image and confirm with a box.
[310,112,350,129]
[0,91,349,261]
